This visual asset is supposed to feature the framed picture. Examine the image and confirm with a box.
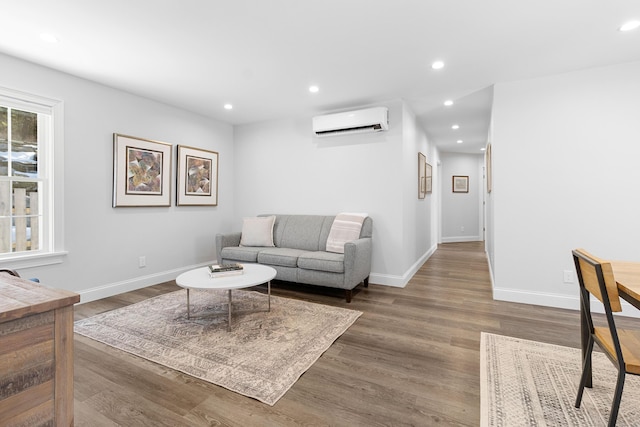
[176,145,219,206]
[113,133,172,207]
[418,152,426,199]
[486,143,492,193]
[452,175,469,193]
[426,163,433,193]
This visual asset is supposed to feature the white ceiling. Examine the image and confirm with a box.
[1,1,639,153]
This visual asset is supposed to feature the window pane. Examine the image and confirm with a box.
[11,109,38,178]
[0,182,42,253]
[0,106,7,177]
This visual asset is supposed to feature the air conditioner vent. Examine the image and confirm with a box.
[312,107,388,137]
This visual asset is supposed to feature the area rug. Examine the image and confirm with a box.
[480,332,640,426]
[75,290,361,405]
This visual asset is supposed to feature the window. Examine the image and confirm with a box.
[0,87,65,268]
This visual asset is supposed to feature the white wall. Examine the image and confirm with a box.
[234,99,436,286]
[0,52,235,302]
[491,60,640,314]
[439,152,483,242]
[402,102,438,277]
[0,53,439,297]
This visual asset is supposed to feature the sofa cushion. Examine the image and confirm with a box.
[266,215,334,251]
[240,216,275,247]
[298,251,345,273]
[257,248,308,267]
[220,246,264,262]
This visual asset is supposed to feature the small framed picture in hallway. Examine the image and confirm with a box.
[452,175,469,193]
[418,152,426,199]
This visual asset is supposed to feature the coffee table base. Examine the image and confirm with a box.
[186,281,271,331]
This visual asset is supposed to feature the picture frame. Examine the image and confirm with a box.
[425,163,432,194]
[486,143,492,193]
[452,175,469,193]
[176,145,219,206]
[113,133,172,207]
[418,152,426,199]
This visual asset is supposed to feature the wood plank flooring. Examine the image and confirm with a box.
[73,242,631,426]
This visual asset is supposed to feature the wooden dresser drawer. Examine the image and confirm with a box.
[0,273,79,427]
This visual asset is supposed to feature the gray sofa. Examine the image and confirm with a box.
[215,214,372,302]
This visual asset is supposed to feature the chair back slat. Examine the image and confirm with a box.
[573,249,622,312]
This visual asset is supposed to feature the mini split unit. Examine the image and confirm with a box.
[312,107,389,137]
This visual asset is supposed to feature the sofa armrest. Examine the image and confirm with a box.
[343,237,372,288]
[215,232,242,263]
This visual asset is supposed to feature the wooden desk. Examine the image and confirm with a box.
[612,261,640,310]
[0,272,80,427]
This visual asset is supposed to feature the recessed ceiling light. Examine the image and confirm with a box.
[480,147,486,151]
[619,20,640,32]
[456,140,463,144]
[40,33,59,43]
[451,124,460,130]
[309,85,319,93]
[224,104,233,110]
[444,100,454,106]
[431,61,445,70]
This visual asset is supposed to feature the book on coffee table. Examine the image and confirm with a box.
[208,263,244,278]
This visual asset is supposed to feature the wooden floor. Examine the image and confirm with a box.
[72,242,620,426]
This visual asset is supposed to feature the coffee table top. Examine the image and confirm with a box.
[175,263,277,291]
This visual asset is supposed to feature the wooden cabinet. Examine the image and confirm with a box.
[0,272,80,426]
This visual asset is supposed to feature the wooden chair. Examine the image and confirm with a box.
[572,248,640,426]
[0,269,39,282]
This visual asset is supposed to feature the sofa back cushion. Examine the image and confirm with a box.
[259,214,372,251]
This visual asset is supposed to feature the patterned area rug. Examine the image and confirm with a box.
[75,289,361,406]
[481,332,640,426]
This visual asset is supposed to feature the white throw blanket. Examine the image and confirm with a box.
[326,213,368,254]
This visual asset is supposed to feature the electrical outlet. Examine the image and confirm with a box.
[139,256,146,268]
[563,270,573,284]
[461,226,465,232]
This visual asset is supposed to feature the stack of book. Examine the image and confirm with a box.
[208,263,244,278]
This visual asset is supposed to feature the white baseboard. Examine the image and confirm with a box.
[78,262,210,304]
[441,235,481,243]
[80,246,441,303]
[493,287,640,318]
[370,244,437,288]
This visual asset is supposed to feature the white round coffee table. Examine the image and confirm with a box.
[175,263,277,331]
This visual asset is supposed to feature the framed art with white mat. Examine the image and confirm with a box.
[112,133,172,207]
[176,145,218,206]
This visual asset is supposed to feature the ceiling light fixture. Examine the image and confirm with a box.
[309,85,319,93]
[224,104,233,110]
[451,124,460,130]
[481,147,486,151]
[619,20,640,32]
[457,140,463,144]
[431,60,445,70]
[444,100,454,107]
[40,33,59,43]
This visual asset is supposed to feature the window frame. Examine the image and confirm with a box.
[0,86,66,269]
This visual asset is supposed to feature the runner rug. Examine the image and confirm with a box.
[75,289,362,406]
[480,332,640,426]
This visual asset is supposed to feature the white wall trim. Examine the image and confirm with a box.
[80,242,440,301]
[493,287,640,318]
[441,235,482,243]
[78,262,212,304]
[370,243,437,287]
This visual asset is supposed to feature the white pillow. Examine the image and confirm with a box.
[239,216,276,247]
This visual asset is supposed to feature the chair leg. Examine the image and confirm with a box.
[364,276,369,288]
[608,369,626,427]
[575,337,595,408]
[345,289,352,303]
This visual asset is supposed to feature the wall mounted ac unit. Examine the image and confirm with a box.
[312,107,389,137]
